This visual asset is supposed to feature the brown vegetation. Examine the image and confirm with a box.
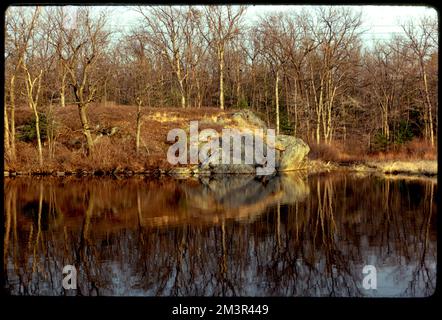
[309,138,437,163]
[5,104,226,173]
[5,102,437,175]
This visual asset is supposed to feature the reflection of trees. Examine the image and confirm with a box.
[404,181,436,296]
[3,174,437,296]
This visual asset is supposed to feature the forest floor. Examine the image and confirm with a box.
[3,103,437,177]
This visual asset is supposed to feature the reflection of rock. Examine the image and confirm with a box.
[186,173,310,222]
[169,167,193,178]
[270,174,311,205]
[210,163,256,174]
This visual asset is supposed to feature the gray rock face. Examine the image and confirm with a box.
[198,147,256,174]
[275,135,310,171]
[191,110,310,175]
[228,111,310,171]
[231,109,267,129]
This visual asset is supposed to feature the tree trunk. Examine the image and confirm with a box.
[219,46,225,110]
[294,77,298,137]
[136,101,142,154]
[380,98,389,141]
[23,67,43,167]
[103,79,107,107]
[180,88,186,109]
[9,75,16,160]
[251,66,256,111]
[284,74,290,126]
[78,104,94,156]
[4,102,10,159]
[422,65,434,146]
[33,107,43,167]
[311,67,323,144]
[172,33,186,109]
[60,73,66,108]
[236,62,241,108]
[324,83,336,144]
[196,76,202,109]
[275,69,280,135]
[47,98,56,159]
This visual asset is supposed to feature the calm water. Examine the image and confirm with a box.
[3,172,437,297]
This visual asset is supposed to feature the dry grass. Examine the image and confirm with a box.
[369,139,437,161]
[366,160,437,176]
[308,142,340,161]
[307,139,437,176]
[308,138,437,163]
[308,141,358,162]
[5,103,228,173]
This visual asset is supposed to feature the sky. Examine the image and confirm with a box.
[71,5,438,47]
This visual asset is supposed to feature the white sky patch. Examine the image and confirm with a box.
[57,5,438,47]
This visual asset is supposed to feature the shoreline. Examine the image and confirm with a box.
[4,159,437,179]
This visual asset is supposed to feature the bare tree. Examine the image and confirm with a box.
[135,6,198,109]
[254,13,290,135]
[50,7,111,155]
[124,29,155,154]
[202,5,247,110]
[4,7,41,160]
[308,7,363,143]
[21,27,44,167]
[401,16,438,146]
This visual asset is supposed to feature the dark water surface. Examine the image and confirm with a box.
[3,172,437,296]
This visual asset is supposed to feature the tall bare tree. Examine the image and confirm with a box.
[21,7,46,167]
[401,16,438,146]
[5,7,41,160]
[308,7,362,143]
[254,13,290,135]
[135,6,200,109]
[202,5,247,110]
[50,7,111,155]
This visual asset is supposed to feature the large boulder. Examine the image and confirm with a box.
[275,135,310,171]
[227,110,310,171]
[193,110,310,174]
[198,147,256,174]
[230,109,267,129]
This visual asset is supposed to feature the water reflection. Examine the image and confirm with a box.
[3,173,437,296]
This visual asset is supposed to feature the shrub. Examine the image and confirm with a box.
[280,113,293,135]
[372,131,389,152]
[16,113,48,143]
[393,119,414,145]
[236,97,249,110]
[309,142,342,161]
[373,120,415,152]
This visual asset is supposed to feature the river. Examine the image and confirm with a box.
[2,172,437,296]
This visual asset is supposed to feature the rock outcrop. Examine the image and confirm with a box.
[195,110,310,174]
[230,109,268,129]
[275,135,310,171]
